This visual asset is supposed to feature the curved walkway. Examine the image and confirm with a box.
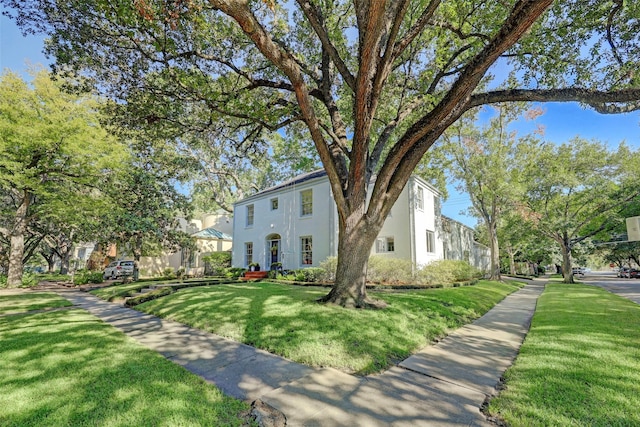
[53,279,545,427]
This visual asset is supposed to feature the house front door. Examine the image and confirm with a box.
[269,239,280,266]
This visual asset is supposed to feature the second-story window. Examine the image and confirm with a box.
[246,204,254,226]
[416,186,424,211]
[301,189,313,216]
[271,197,278,210]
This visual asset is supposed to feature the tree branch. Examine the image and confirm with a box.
[376,0,555,207]
[393,0,441,57]
[209,0,347,215]
[468,88,640,113]
[296,0,356,91]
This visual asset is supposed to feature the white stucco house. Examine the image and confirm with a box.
[232,170,487,272]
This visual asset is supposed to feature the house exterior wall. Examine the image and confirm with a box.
[138,252,182,277]
[138,239,233,277]
[472,242,491,272]
[409,177,444,267]
[371,176,443,267]
[440,216,490,273]
[232,172,449,271]
[232,174,336,270]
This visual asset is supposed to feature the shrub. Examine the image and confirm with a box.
[203,251,232,275]
[124,287,174,307]
[176,267,186,278]
[275,268,325,283]
[0,275,6,288]
[366,256,413,284]
[162,267,176,279]
[21,272,39,288]
[417,260,479,286]
[225,267,246,279]
[295,267,326,282]
[318,257,338,282]
[73,270,104,285]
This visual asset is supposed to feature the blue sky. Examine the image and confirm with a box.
[2,14,639,228]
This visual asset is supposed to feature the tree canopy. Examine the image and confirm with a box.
[519,139,640,282]
[0,69,125,286]
[4,0,640,304]
[438,104,540,280]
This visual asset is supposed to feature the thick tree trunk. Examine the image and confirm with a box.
[506,245,517,276]
[40,246,56,273]
[488,222,501,281]
[7,192,30,288]
[46,256,57,273]
[56,233,74,275]
[318,213,386,308]
[133,233,142,281]
[59,255,70,275]
[560,240,574,284]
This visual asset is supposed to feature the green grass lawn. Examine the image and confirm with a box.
[132,280,523,375]
[0,293,250,426]
[0,292,72,315]
[487,283,640,426]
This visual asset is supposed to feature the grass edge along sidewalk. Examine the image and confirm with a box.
[121,279,524,375]
[0,293,251,427]
[486,282,640,426]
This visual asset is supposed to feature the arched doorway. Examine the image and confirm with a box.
[266,234,281,267]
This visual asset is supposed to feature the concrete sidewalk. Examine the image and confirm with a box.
[55,280,545,426]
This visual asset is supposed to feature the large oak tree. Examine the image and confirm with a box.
[5,0,640,305]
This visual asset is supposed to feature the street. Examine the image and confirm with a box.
[579,270,640,305]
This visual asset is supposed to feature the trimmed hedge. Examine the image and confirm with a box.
[124,287,174,307]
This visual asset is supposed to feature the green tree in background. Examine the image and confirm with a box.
[439,104,539,280]
[520,139,640,283]
[5,1,640,305]
[0,70,125,287]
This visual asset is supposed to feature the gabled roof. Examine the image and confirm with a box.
[191,227,233,240]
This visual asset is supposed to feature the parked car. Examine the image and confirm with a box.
[572,267,585,275]
[103,260,135,280]
[629,269,640,279]
[617,267,630,278]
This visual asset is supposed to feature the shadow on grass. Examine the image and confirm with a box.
[134,280,522,375]
[0,308,248,426]
[487,283,640,426]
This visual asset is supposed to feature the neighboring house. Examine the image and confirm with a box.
[232,170,487,272]
[440,216,490,271]
[139,212,233,277]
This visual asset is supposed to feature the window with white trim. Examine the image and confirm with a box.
[376,237,395,253]
[416,186,424,211]
[246,204,254,226]
[301,189,313,216]
[270,198,279,210]
[245,242,253,265]
[301,236,313,265]
[426,230,435,253]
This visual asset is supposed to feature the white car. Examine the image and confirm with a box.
[103,260,135,280]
